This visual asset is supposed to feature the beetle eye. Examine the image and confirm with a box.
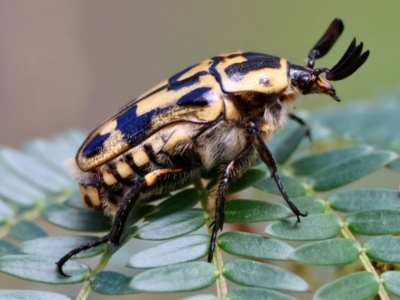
[297,73,313,90]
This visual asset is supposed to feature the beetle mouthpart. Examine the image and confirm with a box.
[314,77,341,102]
[327,89,341,102]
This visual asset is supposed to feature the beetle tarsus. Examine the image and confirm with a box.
[56,234,111,277]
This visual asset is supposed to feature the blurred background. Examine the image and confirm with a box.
[1,1,399,148]
[1,1,400,299]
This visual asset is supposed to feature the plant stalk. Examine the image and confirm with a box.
[76,249,112,300]
[194,175,228,299]
[324,197,390,300]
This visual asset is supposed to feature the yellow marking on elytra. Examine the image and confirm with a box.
[136,79,169,101]
[103,170,118,186]
[116,161,134,178]
[135,72,214,116]
[144,168,182,186]
[132,149,150,167]
[77,129,129,171]
[175,61,211,82]
[79,185,101,209]
[99,120,117,135]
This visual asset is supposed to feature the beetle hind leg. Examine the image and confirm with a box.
[57,168,189,277]
[56,179,145,277]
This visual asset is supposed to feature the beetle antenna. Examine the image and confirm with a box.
[312,39,369,81]
[307,18,344,69]
[325,39,370,81]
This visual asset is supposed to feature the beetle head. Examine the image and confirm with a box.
[289,37,369,102]
[288,65,338,101]
[288,19,369,102]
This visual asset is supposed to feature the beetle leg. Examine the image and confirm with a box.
[56,234,110,277]
[208,144,255,262]
[57,168,188,276]
[247,122,308,221]
[56,178,145,277]
[108,178,146,244]
[288,113,312,143]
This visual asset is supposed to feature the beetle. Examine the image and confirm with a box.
[57,18,369,276]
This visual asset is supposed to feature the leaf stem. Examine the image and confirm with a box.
[324,198,390,300]
[76,249,113,300]
[194,175,228,299]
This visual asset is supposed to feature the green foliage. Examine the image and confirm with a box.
[1,98,400,299]
[314,271,379,300]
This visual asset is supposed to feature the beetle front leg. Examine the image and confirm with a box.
[208,144,255,262]
[247,122,308,221]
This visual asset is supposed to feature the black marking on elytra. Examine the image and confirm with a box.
[225,53,281,82]
[81,132,110,159]
[168,71,208,92]
[177,87,212,107]
[168,63,199,85]
[113,104,173,148]
[209,56,227,91]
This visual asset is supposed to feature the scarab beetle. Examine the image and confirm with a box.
[57,19,369,276]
